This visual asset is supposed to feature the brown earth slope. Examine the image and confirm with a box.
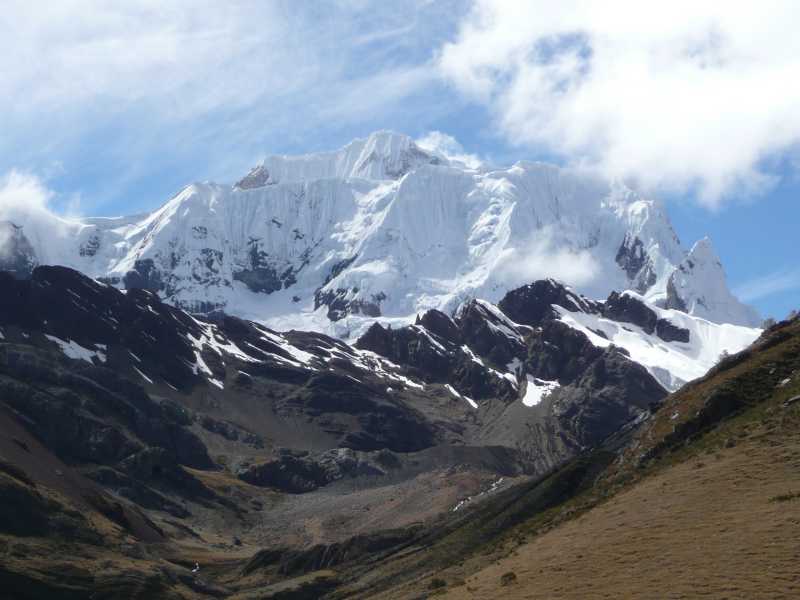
[359,316,800,600]
[443,421,800,599]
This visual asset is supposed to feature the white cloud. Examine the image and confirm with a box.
[416,130,483,169]
[0,171,54,221]
[0,2,336,119]
[497,227,599,288]
[0,2,460,132]
[0,1,455,210]
[734,268,800,303]
[0,171,62,260]
[438,1,800,207]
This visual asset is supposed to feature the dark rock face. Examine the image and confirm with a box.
[315,288,384,320]
[0,221,37,279]
[655,318,690,343]
[356,322,452,380]
[615,234,658,293]
[238,448,389,494]
[355,317,517,402]
[455,300,525,366]
[417,310,462,344]
[239,454,330,493]
[324,256,358,285]
[603,291,658,334]
[79,234,101,257]
[235,165,271,189]
[499,280,598,327]
[664,272,688,312]
[296,372,437,452]
[1,268,442,465]
[552,347,667,447]
[0,345,213,471]
[87,466,191,518]
[119,447,214,499]
[524,320,604,384]
[123,258,164,292]
[0,345,219,526]
[0,265,465,519]
[602,291,690,343]
[0,266,217,391]
[200,415,265,448]
[233,238,305,294]
[233,264,283,294]
[616,234,647,279]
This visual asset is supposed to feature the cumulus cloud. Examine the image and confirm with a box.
[497,227,600,288]
[438,1,800,206]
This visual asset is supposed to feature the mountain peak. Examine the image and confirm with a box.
[247,130,440,186]
[357,129,415,147]
[687,236,721,265]
[664,236,759,326]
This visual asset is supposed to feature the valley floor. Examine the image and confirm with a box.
[438,423,800,599]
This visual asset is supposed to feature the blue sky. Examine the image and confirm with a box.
[0,1,798,319]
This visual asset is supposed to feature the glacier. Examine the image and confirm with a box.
[2,130,760,345]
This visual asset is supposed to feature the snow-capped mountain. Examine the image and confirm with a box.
[2,131,759,341]
[664,237,760,326]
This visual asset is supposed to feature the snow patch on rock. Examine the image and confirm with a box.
[44,334,106,364]
[445,384,479,409]
[522,376,559,407]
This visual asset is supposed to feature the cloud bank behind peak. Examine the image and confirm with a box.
[438,1,800,207]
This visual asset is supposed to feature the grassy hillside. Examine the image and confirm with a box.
[344,316,800,599]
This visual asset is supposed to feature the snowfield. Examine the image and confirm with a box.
[522,376,560,407]
[5,131,762,390]
[553,298,761,391]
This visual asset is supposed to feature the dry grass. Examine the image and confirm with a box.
[436,380,800,598]
[366,320,800,600]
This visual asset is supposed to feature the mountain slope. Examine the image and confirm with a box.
[7,264,754,597]
[342,314,800,599]
[442,315,800,599]
[0,267,680,484]
[1,131,759,336]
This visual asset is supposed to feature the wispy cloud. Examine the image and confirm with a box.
[734,268,800,303]
[416,130,483,169]
[5,1,799,217]
[496,226,600,289]
[0,1,461,212]
[438,1,800,207]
